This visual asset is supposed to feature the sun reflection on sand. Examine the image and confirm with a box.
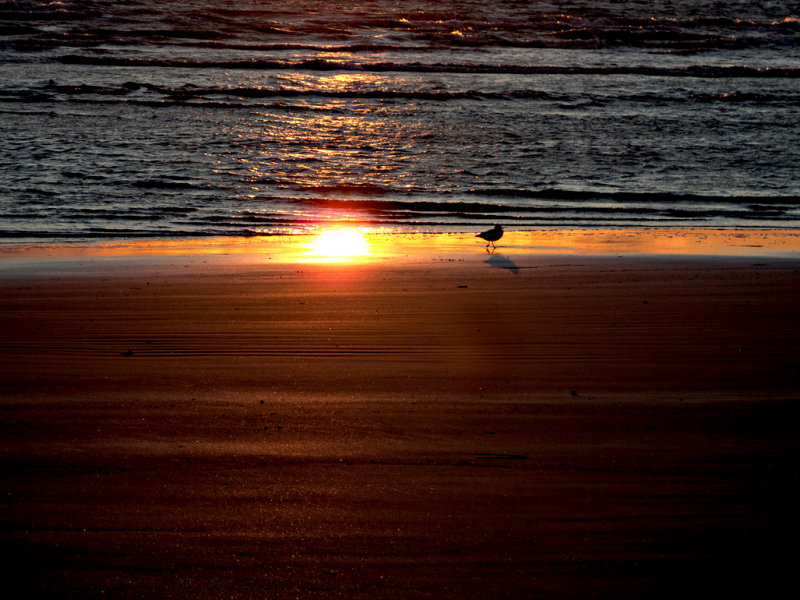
[1,230,799,270]
[304,227,371,262]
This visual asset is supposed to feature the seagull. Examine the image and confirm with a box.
[476,224,503,251]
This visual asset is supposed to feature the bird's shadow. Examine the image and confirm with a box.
[484,253,519,274]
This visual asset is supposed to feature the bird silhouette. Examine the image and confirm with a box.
[476,224,503,251]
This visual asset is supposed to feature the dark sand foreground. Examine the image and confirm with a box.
[2,233,799,599]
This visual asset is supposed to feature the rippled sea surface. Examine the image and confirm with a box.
[1,0,799,239]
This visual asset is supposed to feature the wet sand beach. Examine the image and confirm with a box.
[1,231,799,599]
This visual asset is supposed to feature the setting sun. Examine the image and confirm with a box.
[308,228,370,260]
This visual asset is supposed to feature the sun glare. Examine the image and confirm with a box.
[308,228,370,261]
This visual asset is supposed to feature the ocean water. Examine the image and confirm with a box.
[1,0,798,240]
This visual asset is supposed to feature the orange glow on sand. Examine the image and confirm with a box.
[1,230,799,270]
[307,228,371,261]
